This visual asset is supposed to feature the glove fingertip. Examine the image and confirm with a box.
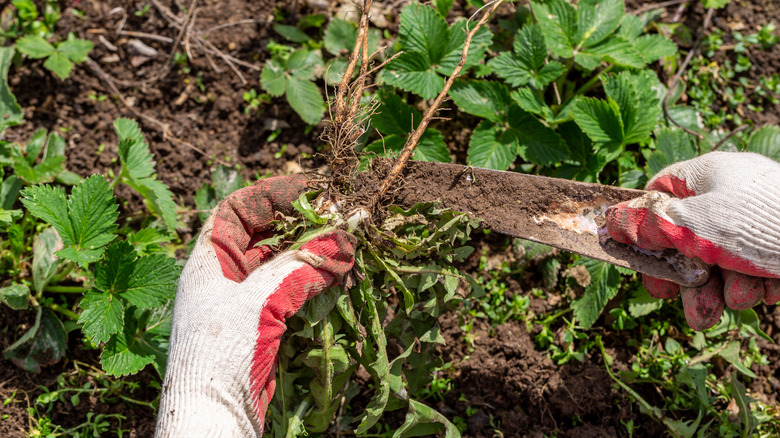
[764,278,780,305]
[642,275,679,299]
[300,231,357,280]
[681,275,725,331]
[722,270,765,310]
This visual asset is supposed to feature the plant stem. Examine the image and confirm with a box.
[50,303,80,321]
[370,0,505,209]
[596,336,685,438]
[574,65,613,97]
[109,167,124,189]
[44,285,88,294]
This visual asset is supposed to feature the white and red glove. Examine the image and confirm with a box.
[605,152,780,330]
[155,175,356,437]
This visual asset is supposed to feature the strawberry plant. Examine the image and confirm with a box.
[2,99,181,376]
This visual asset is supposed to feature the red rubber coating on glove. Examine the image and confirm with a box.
[211,175,309,282]
[250,231,356,421]
[681,275,725,331]
[764,278,780,305]
[722,270,765,310]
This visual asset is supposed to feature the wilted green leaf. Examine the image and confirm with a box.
[4,307,67,373]
[32,227,63,294]
[0,284,29,310]
[0,77,24,141]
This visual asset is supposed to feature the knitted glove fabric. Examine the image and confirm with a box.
[605,152,780,330]
[155,175,356,437]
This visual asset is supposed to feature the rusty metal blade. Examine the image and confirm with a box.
[393,161,710,288]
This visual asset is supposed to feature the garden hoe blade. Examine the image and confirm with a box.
[395,161,710,288]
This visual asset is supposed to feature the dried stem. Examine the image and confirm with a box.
[369,0,504,209]
[334,0,373,123]
[663,7,715,139]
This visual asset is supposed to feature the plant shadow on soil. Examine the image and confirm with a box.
[3,0,780,437]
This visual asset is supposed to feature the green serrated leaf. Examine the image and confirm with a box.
[572,258,621,328]
[510,87,552,119]
[115,118,155,180]
[67,175,119,250]
[260,58,287,97]
[79,290,125,345]
[508,105,569,165]
[57,33,93,62]
[399,2,450,64]
[572,96,624,144]
[449,80,511,123]
[95,241,180,309]
[286,48,322,82]
[324,19,356,55]
[286,76,324,125]
[43,52,74,80]
[437,20,493,76]
[20,184,74,244]
[101,310,158,377]
[434,0,454,17]
[578,0,625,48]
[578,35,647,69]
[467,121,517,170]
[16,35,56,58]
[412,130,450,162]
[530,0,578,58]
[515,24,548,71]
[13,154,65,184]
[383,52,444,100]
[603,71,660,144]
[127,177,178,233]
[212,165,244,200]
[617,14,644,41]
[634,34,677,63]
[393,399,460,438]
[627,287,663,318]
[0,46,24,133]
[488,51,534,88]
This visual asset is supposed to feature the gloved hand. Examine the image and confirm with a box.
[605,152,780,330]
[155,175,356,437]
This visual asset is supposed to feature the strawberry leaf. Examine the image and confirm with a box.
[79,290,125,345]
[577,0,625,48]
[572,96,624,144]
[399,2,450,64]
[572,258,621,329]
[449,80,511,123]
[436,20,493,76]
[114,119,178,232]
[530,0,578,58]
[372,91,423,136]
[286,76,325,125]
[20,184,73,244]
[383,52,444,100]
[15,35,56,59]
[260,58,287,97]
[508,105,569,166]
[467,121,517,170]
[101,304,173,377]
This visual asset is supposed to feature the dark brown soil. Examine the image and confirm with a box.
[436,315,666,437]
